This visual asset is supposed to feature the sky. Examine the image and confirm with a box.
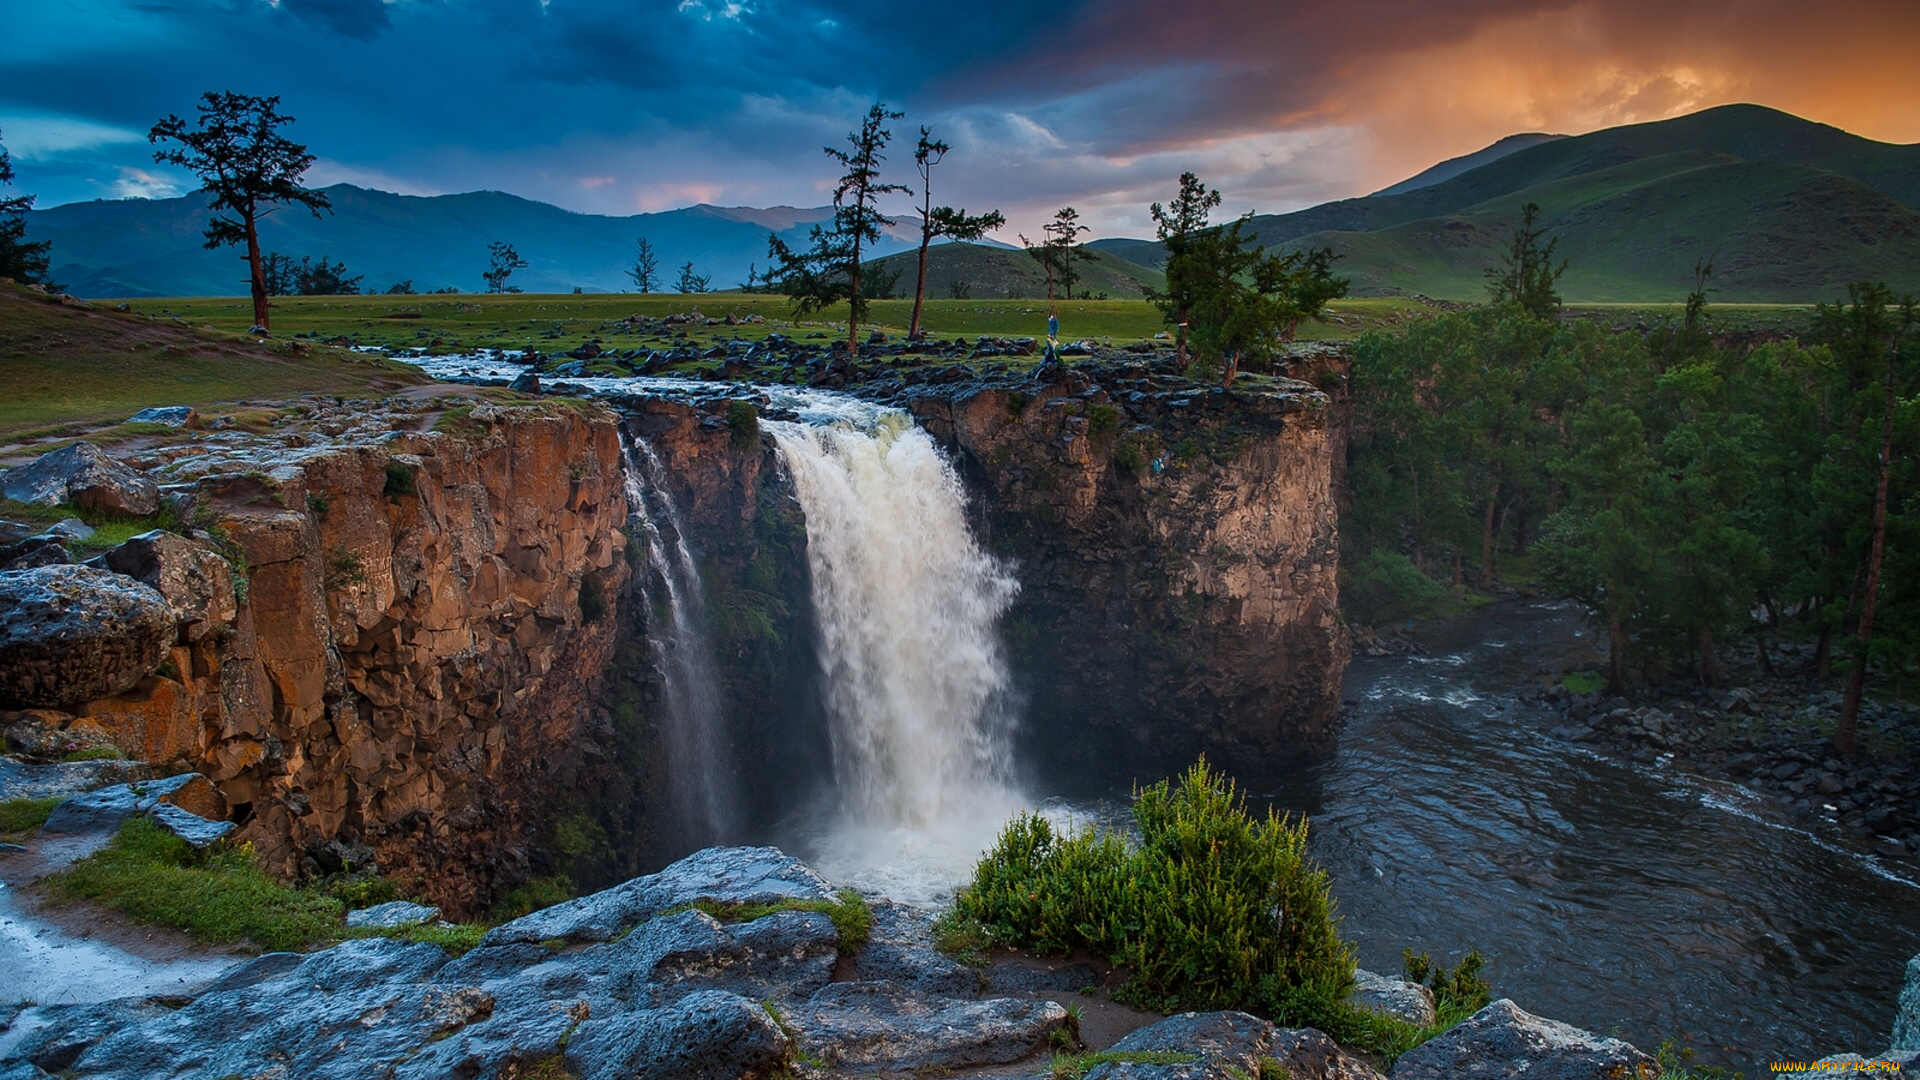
[4,0,1918,238]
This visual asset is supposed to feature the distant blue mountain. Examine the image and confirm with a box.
[26,184,917,298]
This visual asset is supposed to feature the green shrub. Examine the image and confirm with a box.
[1087,403,1120,437]
[727,400,760,448]
[383,460,417,499]
[951,759,1354,1013]
[578,571,609,624]
[493,873,574,921]
[1343,550,1449,625]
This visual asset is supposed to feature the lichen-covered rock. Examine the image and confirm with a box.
[784,980,1068,1073]
[0,565,172,708]
[1390,999,1651,1080]
[346,900,441,929]
[564,990,791,1080]
[485,845,834,945]
[1350,968,1436,1026]
[1893,953,1920,1051]
[851,900,983,996]
[101,530,236,642]
[41,772,231,847]
[1267,1027,1390,1080]
[0,442,158,517]
[1091,1011,1276,1080]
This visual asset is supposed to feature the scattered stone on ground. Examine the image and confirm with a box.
[0,565,173,709]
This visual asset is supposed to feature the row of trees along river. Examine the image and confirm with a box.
[1346,207,1918,755]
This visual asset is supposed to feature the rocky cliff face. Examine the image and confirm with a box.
[6,396,633,914]
[904,364,1348,776]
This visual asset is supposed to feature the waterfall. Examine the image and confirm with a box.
[620,433,734,846]
[766,410,1024,892]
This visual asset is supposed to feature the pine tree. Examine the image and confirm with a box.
[0,130,55,288]
[906,128,1002,339]
[628,237,660,293]
[150,92,330,330]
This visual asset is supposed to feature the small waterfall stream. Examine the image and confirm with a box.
[620,432,735,847]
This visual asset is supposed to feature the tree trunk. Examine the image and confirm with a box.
[1511,504,1528,557]
[1697,624,1719,687]
[1478,488,1499,589]
[1608,608,1628,695]
[1816,622,1833,681]
[1222,350,1239,388]
[909,228,932,340]
[244,205,269,331]
[848,228,863,357]
[1837,350,1900,755]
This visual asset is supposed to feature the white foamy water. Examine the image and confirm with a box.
[766,409,1026,893]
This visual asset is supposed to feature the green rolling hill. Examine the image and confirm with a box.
[863,241,1165,302]
[1097,104,1920,302]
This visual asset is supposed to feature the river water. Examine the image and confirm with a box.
[1271,601,1919,1070]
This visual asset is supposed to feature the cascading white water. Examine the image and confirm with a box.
[766,409,1027,899]
[621,434,734,845]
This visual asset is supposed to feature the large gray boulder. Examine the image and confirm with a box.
[1893,953,1920,1052]
[0,565,173,708]
[784,979,1067,1073]
[1268,1027,1391,1080]
[102,531,236,642]
[484,845,835,945]
[0,443,157,517]
[1351,968,1437,1026]
[42,772,233,848]
[1390,999,1651,1080]
[1087,1011,1278,1080]
[563,990,791,1080]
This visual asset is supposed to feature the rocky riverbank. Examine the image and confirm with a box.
[0,840,1674,1080]
[1527,638,1920,868]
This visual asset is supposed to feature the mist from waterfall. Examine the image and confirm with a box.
[620,433,734,848]
[765,410,1027,900]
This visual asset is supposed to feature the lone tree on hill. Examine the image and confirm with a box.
[628,237,660,293]
[767,102,909,356]
[674,261,711,293]
[0,129,56,288]
[150,92,330,331]
[1485,201,1566,317]
[1150,172,1223,369]
[905,127,1004,339]
[483,241,527,293]
[1022,207,1092,303]
[1151,173,1347,386]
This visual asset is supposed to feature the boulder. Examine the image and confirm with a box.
[0,537,71,572]
[1,709,118,761]
[125,407,197,427]
[102,531,237,641]
[784,980,1067,1073]
[41,772,233,847]
[484,845,835,945]
[1268,1027,1391,1080]
[1090,1011,1276,1080]
[851,900,984,996]
[0,443,158,517]
[346,901,442,929]
[1390,999,1651,1080]
[0,565,173,708]
[1350,968,1437,1026]
[0,755,153,802]
[1893,952,1920,1052]
[564,990,791,1080]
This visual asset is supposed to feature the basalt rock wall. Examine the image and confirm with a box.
[904,367,1348,777]
[26,400,635,915]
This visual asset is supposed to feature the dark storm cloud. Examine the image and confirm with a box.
[4,0,1915,235]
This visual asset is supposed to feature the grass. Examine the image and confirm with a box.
[44,817,486,954]
[95,292,1438,359]
[0,796,62,835]
[0,282,426,442]
[1047,1051,1198,1079]
[0,496,186,554]
[681,888,873,952]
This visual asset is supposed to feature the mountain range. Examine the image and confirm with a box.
[23,103,1920,302]
[26,187,919,298]
[1099,104,1920,302]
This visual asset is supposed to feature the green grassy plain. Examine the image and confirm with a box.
[0,283,426,441]
[108,293,1445,356]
